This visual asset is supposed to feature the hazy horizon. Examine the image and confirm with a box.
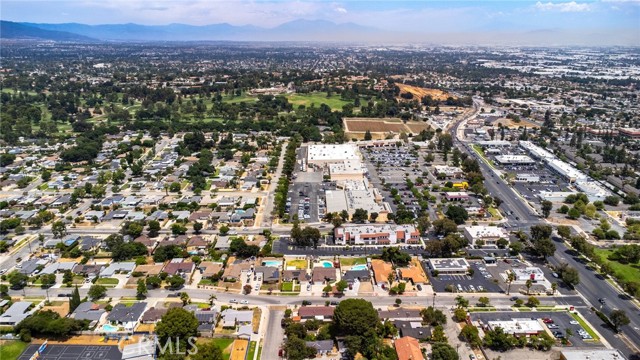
[2,0,639,45]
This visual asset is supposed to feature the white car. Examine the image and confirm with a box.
[240,300,249,304]
[229,299,238,303]
[569,320,579,325]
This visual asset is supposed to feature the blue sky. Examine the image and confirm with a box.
[2,0,638,32]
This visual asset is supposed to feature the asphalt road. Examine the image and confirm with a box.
[547,241,640,356]
[450,108,640,357]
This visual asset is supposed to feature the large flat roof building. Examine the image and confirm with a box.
[494,155,535,165]
[463,226,509,246]
[334,224,420,246]
[307,144,360,164]
[488,318,544,336]
[560,350,626,360]
[426,258,469,274]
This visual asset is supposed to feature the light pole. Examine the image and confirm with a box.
[432,293,436,308]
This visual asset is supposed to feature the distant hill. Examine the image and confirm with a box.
[14,19,380,42]
[0,21,95,41]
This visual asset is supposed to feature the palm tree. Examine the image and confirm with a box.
[506,272,516,295]
[551,282,558,295]
[525,279,533,295]
[208,294,217,305]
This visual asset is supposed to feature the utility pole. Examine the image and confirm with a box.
[432,293,436,308]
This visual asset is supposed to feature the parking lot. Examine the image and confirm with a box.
[19,345,123,360]
[425,261,502,293]
[287,182,321,222]
[472,311,602,347]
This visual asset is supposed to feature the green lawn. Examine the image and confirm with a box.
[488,207,502,219]
[0,341,29,360]
[281,282,296,292]
[247,341,257,360]
[210,338,235,360]
[594,248,640,285]
[570,312,599,341]
[286,92,352,111]
[221,93,258,104]
[339,257,367,267]
[96,278,119,286]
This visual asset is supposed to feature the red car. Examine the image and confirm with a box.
[542,318,554,324]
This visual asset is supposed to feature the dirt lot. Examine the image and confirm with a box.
[344,118,432,139]
[492,117,541,129]
[396,84,453,101]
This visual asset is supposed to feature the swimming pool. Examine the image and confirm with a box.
[101,324,119,332]
[351,264,367,271]
[262,260,281,267]
[321,261,333,268]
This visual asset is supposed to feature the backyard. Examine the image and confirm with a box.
[339,257,367,267]
[285,259,307,269]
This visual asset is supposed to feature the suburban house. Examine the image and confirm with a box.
[162,259,195,278]
[0,302,32,325]
[106,302,147,330]
[371,259,393,287]
[72,302,107,323]
[379,309,422,321]
[393,320,431,341]
[306,340,334,356]
[282,269,308,283]
[254,266,280,284]
[140,307,168,324]
[298,306,334,321]
[341,269,371,284]
[312,267,337,284]
[394,336,422,360]
[220,309,253,328]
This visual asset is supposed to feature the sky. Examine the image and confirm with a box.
[1,0,638,34]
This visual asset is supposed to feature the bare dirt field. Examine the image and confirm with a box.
[492,118,541,128]
[344,118,432,139]
[396,84,453,101]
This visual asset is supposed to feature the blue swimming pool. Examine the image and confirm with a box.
[321,261,333,268]
[101,324,119,332]
[351,264,367,271]
[262,260,281,267]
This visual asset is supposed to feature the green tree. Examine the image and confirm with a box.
[453,308,467,322]
[431,342,457,360]
[40,274,56,288]
[560,266,580,288]
[333,299,380,337]
[52,221,67,238]
[148,220,161,237]
[88,284,107,300]
[156,308,199,353]
[137,279,148,299]
[70,286,81,312]
[420,306,447,326]
[335,280,348,293]
[610,309,630,332]
[541,200,553,218]
[478,296,490,307]
[460,324,481,347]
[526,296,540,307]
[455,296,469,308]
[283,336,317,360]
[557,225,571,239]
[8,271,29,289]
[364,130,372,141]
[193,221,203,234]
[191,341,224,360]
[445,205,469,225]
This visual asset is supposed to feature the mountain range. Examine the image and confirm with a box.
[1,20,380,42]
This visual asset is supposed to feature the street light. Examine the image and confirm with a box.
[432,293,436,308]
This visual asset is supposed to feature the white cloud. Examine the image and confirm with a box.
[535,1,592,12]
[334,7,347,14]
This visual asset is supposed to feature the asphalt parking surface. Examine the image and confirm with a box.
[425,261,502,293]
[472,311,603,348]
[19,345,123,360]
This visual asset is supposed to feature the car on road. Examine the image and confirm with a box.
[230,299,238,303]
[240,300,249,304]
[510,296,519,301]
[598,298,606,304]
[0,269,6,275]
[552,272,559,278]
[469,355,477,360]
[57,293,72,297]
[569,320,579,325]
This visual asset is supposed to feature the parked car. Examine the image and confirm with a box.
[240,300,249,304]
[230,299,238,303]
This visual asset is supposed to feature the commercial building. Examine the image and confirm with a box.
[325,179,391,221]
[307,144,360,165]
[487,318,545,336]
[334,224,420,245]
[463,226,509,246]
[619,128,640,140]
[560,349,627,360]
[520,141,612,200]
[433,165,464,178]
[426,258,470,275]
[512,267,546,282]
[494,155,535,165]
[477,140,511,148]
